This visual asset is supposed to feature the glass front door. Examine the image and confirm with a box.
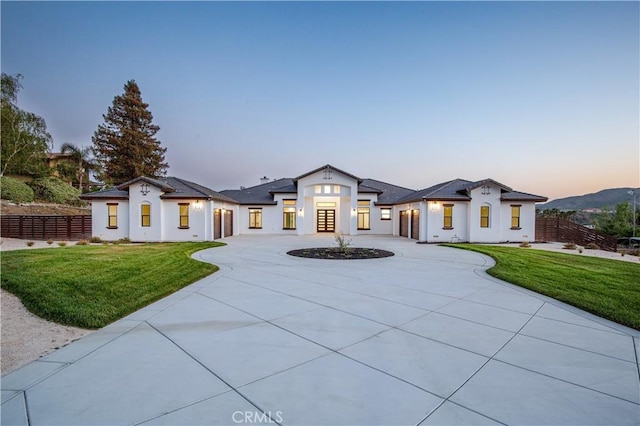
[317,209,335,232]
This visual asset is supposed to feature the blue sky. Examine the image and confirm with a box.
[2,1,638,200]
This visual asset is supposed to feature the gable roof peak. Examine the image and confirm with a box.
[293,164,362,184]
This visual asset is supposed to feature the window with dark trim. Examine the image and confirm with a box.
[380,208,392,220]
[282,200,296,230]
[107,203,118,228]
[141,204,151,227]
[443,204,453,229]
[511,205,521,229]
[179,203,189,228]
[357,200,370,230]
[249,208,262,229]
[480,205,490,228]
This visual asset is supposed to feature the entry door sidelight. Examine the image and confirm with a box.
[317,210,335,232]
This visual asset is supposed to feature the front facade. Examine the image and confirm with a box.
[82,165,547,243]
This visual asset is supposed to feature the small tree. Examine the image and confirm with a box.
[60,142,99,192]
[595,202,633,237]
[1,73,52,177]
[92,80,168,186]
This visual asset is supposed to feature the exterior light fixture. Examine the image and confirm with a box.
[430,201,439,211]
[323,166,333,180]
[140,183,150,196]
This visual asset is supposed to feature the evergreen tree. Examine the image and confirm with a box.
[92,80,168,185]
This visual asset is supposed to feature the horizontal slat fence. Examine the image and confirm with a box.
[535,217,617,252]
[1,215,91,241]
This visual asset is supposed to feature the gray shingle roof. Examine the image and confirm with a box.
[396,178,547,204]
[80,188,130,200]
[221,178,294,205]
[500,191,548,202]
[360,179,416,204]
[82,176,239,203]
[396,179,474,204]
[161,177,238,203]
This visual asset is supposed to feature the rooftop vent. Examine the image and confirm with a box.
[260,176,270,184]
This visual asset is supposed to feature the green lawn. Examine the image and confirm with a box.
[1,242,224,329]
[444,244,640,330]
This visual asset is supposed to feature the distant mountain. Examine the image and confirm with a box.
[540,187,638,211]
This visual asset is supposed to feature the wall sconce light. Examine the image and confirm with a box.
[221,208,226,214]
[323,166,333,180]
[430,201,439,211]
[193,200,202,210]
[140,183,150,196]
[298,208,303,216]
[352,208,357,217]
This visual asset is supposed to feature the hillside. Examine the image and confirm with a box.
[540,187,637,211]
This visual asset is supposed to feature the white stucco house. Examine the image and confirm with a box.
[81,164,547,243]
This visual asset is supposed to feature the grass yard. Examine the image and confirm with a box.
[1,242,224,329]
[445,244,640,330]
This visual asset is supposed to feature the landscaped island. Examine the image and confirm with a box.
[288,247,394,260]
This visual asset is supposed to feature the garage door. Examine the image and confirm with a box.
[224,210,233,237]
[411,210,420,240]
[399,211,409,237]
[213,209,221,240]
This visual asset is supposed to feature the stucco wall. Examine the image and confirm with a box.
[162,200,207,241]
[128,183,163,242]
[500,202,536,242]
[91,200,129,241]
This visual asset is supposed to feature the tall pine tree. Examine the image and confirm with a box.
[92,80,168,185]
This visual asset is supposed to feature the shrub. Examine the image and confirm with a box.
[26,241,35,247]
[117,237,132,244]
[46,239,54,245]
[29,177,82,205]
[585,243,600,250]
[57,241,67,247]
[89,236,102,243]
[75,240,88,246]
[334,232,352,254]
[0,176,34,203]
[563,242,577,250]
[628,249,640,257]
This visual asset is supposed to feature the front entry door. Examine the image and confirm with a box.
[317,209,335,232]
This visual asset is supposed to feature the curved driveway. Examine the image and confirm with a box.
[2,235,639,425]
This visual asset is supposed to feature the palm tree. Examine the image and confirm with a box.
[60,142,99,192]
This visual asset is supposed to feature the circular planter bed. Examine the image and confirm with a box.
[287,247,394,260]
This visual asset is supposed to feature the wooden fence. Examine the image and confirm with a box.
[1,215,92,241]
[535,217,617,252]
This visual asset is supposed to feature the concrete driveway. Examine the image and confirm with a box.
[2,235,639,425]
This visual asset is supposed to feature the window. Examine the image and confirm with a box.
[283,200,296,230]
[480,205,490,228]
[511,205,521,229]
[380,208,392,220]
[358,200,370,230]
[316,202,336,207]
[107,203,118,228]
[315,185,322,194]
[443,204,453,229]
[324,185,331,194]
[141,204,151,227]
[249,208,262,229]
[333,185,341,194]
[179,203,189,228]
